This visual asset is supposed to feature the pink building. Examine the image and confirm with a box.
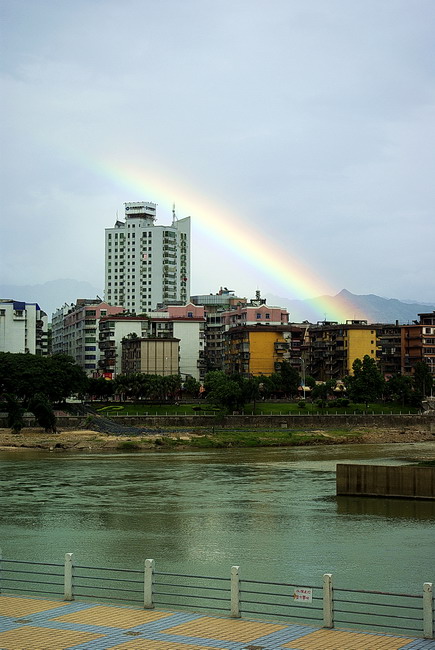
[221,304,289,329]
[58,299,124,374]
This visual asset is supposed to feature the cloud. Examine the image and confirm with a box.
[1,0,434,302]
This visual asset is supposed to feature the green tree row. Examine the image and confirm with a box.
[0,351,88,432]
[87,373,183,402]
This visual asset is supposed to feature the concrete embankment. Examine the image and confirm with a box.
[0,413,434,431]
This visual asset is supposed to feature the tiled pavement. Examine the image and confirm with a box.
[0,595,433,650]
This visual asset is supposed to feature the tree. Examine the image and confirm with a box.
[86,377,115,401]
[344,355,385,407]
[183,376,201,397]
[0,352,88,403]
[279,361,301,397]
[384,374,413,406]
[413,362,433,399]
[311,379,336,401]
[5,394,25,433]
[261,362,301,399]
[204,371,244,412]
[28,393,57,433]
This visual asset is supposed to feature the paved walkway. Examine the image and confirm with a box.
[0,595,433,649]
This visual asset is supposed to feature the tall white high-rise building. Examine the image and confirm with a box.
[105,202,190,313]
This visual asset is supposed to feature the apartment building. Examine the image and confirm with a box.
[191,288,247,371]
[98,315,149,378]
[402,311,435,377]
[121,337,180,376]
[98,303,205,380]
[0,299,48,355]
[306,320,379,381]
[224,324,302,377]
[105,202,190,313]
[147,303,205,381]
[375,323,402,377]
[52,299,124,374]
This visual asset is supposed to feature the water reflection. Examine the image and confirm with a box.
[336,495,435,520]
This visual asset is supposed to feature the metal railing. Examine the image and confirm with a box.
[0,552,433,639]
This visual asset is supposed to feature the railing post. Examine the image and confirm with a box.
[231,565,241,618]
[323,573,333,628]
[423,582,433,639]
[144,559,155,609]
[64,553,74,601]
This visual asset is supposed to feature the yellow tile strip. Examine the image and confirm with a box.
[165,615,285,642]
[0,595,67,617]
[0,626,103,650]
[53,605,173,629]
[282,628,412,649]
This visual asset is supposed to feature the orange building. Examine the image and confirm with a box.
[401,311,435,377]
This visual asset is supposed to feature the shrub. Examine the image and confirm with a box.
[334,398,350,408]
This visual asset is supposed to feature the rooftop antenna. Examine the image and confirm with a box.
[172,203,178,224]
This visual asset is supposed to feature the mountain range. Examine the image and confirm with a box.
[0,279,101,318]
[0,280,433,324]
[265,288,435,324]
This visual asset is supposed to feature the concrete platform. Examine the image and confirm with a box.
[0,594,433,649]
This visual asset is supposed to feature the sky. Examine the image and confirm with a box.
[1,0,434,304]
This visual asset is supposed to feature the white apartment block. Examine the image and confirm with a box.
[105,202,190,314]
[147,304,205,380]
[99,316,149,377]
[0,300,48,355]
[98,304,205,380]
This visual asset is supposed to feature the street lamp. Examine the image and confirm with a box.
[298,357,306,400]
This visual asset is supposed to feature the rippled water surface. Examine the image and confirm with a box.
[1,442,434,592]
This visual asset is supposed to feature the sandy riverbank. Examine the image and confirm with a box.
[0,425,434,452]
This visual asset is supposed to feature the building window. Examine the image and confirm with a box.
[257,313,261,319]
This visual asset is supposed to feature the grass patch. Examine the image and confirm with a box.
[150,428,363,449]
[116,440,141,451]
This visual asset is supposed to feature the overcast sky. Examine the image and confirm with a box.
[1,0,434,303]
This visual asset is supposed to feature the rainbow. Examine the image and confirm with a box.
[95,158,364,323]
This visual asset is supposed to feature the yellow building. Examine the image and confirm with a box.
[308,320,379,380]
[224,325,302,376]
[346,327,377,373]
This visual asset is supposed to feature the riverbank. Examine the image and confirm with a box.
[0,424,434,452]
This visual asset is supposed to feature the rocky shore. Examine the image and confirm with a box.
[0,425,434,452]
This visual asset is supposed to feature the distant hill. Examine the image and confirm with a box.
[265,289,435,324]
[0,279,102,318]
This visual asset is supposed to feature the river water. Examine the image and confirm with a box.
[1,442,434,594]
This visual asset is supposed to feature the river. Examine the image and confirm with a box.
[1,442,434,594]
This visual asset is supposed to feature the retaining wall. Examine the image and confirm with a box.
[336,464,435,499]
[0,413,433,430]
